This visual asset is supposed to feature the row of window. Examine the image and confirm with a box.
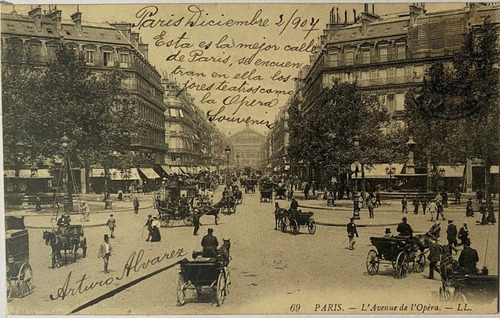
[137,101,163,128]
[327,42,407,67]
[327,64,426,87]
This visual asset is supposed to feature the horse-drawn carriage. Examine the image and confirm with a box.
[279,210,316,235]
[6,216,33,299]
[218,196,236,215]
[176,240,231,307]
[366,236,426,278]
[245,179,258,194]
[260,182,274,203]
[43,224,87,267]
[233,188,243,205]
[275,186,287,200]
[438,256,498,303]
[157,201,194,227]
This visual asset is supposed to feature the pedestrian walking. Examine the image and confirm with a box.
[117,189,124,201]
[151,217,161,242]
[401,195,408,213]
[421,199,427,215]
[455,188,461,204]
[428,240,441,279]
[80,201,90,222]
[97,234,112,273]
[446,220,457,247]
[145,214,153,242]
[304,182,310,199]
[442,190,448,207]
[193,209,200,236]
[366,198,374,218]
[436,201,446,221]
[476,189,483,204]
[458,222,469,246]
[375,191,381,207]
[106,214,116,239]
[466,198,474,217]
[413,196,420,214]
[133,197,140,214]
[35,196,42,211]
[428,199,437,221]
[346,218,359,250]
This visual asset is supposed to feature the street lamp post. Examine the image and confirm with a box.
[236,154,240,172]
[385,164,397,192]
[225,145,231,184]
[352,135,361,220]
[60,135,74,212]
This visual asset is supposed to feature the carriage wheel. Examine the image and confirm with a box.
[183,217,194,226]
[414,253,426,273]
[176,273,186,306]
[280,217,288,232]
[366,250,380,275]
[17,263,33,297]
[72,245,78,262]
[454,291,467,303]
[224,268,231,295]
[308,219,316,234]
[290,219,299,235]
[395,252,409,278]
[216,272,225,306]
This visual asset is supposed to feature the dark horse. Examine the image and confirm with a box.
[274,202,288,230]
[199,205,220,225]
[43,231,62,268]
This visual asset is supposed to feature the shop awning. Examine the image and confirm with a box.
[170,166,181,174]
[139,167,160,179]
[491,166,499,174]
[4,170,15,178]
[109,168,141,180]
[90,168,105,177]
[160,165,174,175]
[352,164,404,179]
[437,165,465,178]
[18,169,53,178]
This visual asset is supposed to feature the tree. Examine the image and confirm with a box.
[405,19,499,201]
[289,81,399,183]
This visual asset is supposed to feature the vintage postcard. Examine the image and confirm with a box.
[1,2,499,316]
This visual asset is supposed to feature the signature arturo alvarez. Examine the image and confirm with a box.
[49,248,186,301]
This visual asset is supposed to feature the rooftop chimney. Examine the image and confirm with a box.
[71,11,82,32]
[109,22,132,40]
[46,9,62,31]
[409,4,426,25]
[139,42,149,59]
[360,8,379,35]
[130,32,140,48]
[28,6,42,30]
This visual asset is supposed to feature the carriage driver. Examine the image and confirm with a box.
[396,217,413,237]
[201,228,219,258]
[57,213,71,236]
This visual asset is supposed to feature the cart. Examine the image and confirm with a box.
[157,204,193,227]
[234,189,243,205]
[366,236,426,278]
[219,197,236,215]
[280,210,316,235]
[438,256,498,303]
[176,243,231,307]
[245,179,257,194]
[65,225,86,261]
[6,216,33,299]
[275,187,286,200]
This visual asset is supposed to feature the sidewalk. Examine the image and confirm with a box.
[5,193,154,230]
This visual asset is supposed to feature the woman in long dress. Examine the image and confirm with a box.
[151,217,161,242]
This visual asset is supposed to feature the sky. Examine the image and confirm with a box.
[7,2,467,136]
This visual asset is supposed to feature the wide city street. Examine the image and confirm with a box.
[7,188,498,315]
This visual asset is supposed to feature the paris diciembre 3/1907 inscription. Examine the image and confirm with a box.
[2,2,499,316]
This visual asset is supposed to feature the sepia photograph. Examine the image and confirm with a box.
[1,1,499,316]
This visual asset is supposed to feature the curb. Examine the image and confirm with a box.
[5,205,154,217]
[316,221,401,228]
[26,223,107,230]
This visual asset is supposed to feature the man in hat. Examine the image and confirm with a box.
[290,197,299,210]
[446,220,457,247]
[383,228,391,238]
[428,199,437,222]
[97,234,112,273]
[106,214,116,239]
[193,209,201,236]
[458,239,479,275]
[397,217,413,237]
[428,238,442,279]
[145,214,153,242]
[367,197,375,218]
[458,222,469,246]
[133,197,140,214]
[201,228,219,257]
[346,218,359,250]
